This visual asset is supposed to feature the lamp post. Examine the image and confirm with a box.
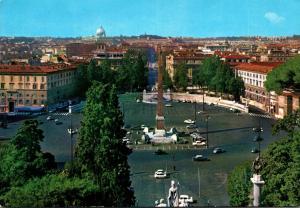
[68,103,74,162]
[205,114,210,148]
[202,89,205,112]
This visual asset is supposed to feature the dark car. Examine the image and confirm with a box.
[154,149,168,155]
[192,155,210,161]
[213,147,225,154]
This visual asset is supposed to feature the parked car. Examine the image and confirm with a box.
[154,149,168,155]
[46,116,54,121]
[192,155,209,161]
[54,119,62,125]
[251,147,260,153]
[213,147,225,154]
[192,140,206,146]
[179,195,194,204]
[186,124,197,129]
[154,169,168,179]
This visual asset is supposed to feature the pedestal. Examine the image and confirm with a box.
[251,174,265,206]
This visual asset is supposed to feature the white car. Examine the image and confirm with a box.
[154,169,167,179]
[192,140,206,146]
[46,116,53,121]
[184,119,195,124]
[179,195,194,204]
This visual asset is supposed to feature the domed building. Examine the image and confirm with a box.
[96,26,106,39]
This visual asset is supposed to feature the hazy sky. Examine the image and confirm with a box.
[0,0,299,37]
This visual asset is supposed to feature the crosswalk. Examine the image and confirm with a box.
[52,112,70,116]
[248,113,273,119]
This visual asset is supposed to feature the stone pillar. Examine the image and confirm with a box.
[251,174,265,206]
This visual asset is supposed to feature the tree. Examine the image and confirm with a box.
[265,55,300,93]
[201,56,221,89]
[259,109,300,206]
[133,54,148,90]
[1,174,101,207]
[227,162,252,206]
[173,63,188,90]
[0,120,56,193]
[75,64,89,98]
[87,60,98,83]
[192,65,206,88]
[227,76,245,101]
[163,69,173,90]
[227,110,300,206]
[75,81,135,206]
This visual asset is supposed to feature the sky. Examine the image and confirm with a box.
[0,0,300,38]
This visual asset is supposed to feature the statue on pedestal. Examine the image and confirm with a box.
[252,156,262,174]
[168,180,179,207]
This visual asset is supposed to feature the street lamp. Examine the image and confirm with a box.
[253,126,263,158]
[68,103,74,162]
[204,114,210,148]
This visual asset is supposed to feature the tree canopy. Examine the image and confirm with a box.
[173,63,188,90]
[227,162,252,206]
[1,174,100,207]
[75,81,135,206]
[75,50,148,96]
[192,56,245,101]
[0,120,56,193]
[227,109,300,206]
[265,55,300,93]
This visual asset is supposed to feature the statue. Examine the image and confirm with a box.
[168,180,179,207]
[252,156,262,174]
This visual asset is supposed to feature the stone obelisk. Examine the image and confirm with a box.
[155,46,165,135]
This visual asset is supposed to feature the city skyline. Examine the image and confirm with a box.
[1,0,300,38]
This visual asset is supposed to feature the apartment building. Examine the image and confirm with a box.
[234,62,282,114]
[0,64,77,112]
[166,50,211,81]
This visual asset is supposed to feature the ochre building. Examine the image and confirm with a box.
[0,64,77,112]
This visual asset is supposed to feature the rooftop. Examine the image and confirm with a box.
[0,64,76,75]
[235,62,283,74]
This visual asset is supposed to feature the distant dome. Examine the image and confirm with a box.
[96,26,106,38]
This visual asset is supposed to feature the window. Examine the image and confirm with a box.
[26,76,30,82]
[33,99,37,105]
[26,100,30,104]
[42,76,45,82]
[32,83,37,89]
[34,76,37,82]
[40,84,45,89]
[19,76,23,81]
[10,76,13,82]
[0,83,5,89]
[19,100,23,104]
[9,83,14,90]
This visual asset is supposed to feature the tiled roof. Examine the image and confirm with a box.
[222,55,251,59]
[0,64,76,75]
[235,62,283,74]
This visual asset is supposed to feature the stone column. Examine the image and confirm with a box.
[251,174,265,206]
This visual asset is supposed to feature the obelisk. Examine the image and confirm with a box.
[155,46,165,135]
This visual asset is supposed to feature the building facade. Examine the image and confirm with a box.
[166,51,210,81]
[276,89,300,118]
[0,64,77,112]
[234,62,282,115]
